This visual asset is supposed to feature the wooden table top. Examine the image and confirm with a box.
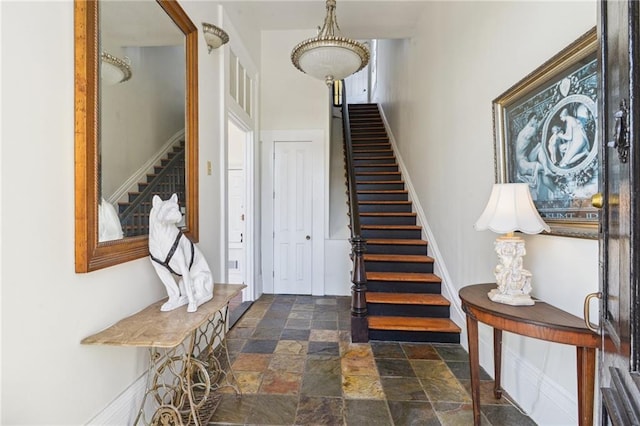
[459,283,599,347]
[81,283,245,348]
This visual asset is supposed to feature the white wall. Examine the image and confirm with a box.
[260,29,351,296]
[373,1,598,424]
[260,30,328,131]
[0,1,227,423]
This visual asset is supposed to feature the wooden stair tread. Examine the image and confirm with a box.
[353,146,391,150]
[368,316,461,333]
[362,225,421,230]
[356,180,404,185]
[359,200,411,205]
[355,163,398,168]
[357,190,407,194]
[364,254,434,263]
[367,238,427,246]
[351,136,389,140]
[353,141,391,146]
[354,155,395,159]
[356,172,400,175]
[360,212,416,217]
[366,293,450,306]
[366,271,441,283]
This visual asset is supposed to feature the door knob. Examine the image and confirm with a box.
[591,193,619,208]
[306,235,311,240]
[591,193,603,209]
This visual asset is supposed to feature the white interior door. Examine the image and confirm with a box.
[228,169,245,284]
[273,141,313,294]
[227,120,247,286]
[346,62,370,104]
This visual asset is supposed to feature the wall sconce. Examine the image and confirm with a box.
[101,52,132,85]
[202,23,229,53]
[474,183,550,306]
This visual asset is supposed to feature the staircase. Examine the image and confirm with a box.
[347,103,460,343]
[118,140,186,237]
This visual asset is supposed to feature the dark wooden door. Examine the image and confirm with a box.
[599,1,640,424]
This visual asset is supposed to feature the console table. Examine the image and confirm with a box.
[459,283,599,426]
[82,283,245,426]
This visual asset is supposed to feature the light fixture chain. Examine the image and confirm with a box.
[319,0,339,38]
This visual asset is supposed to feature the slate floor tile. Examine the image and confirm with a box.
[344,399,394,425]
[212,294,536,426]
[387,400,442,426]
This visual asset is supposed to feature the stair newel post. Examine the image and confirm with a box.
[350,235,369,342]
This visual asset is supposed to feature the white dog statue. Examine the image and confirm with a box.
[149,194,214,312]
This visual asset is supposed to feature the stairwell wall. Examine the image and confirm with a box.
[372,1,598,425]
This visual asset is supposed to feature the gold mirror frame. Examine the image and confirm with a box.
[74,0,199,272]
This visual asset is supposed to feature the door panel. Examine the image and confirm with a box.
[599,0,640,423]
[228,169,245,284]
[346,63,369,104]
[273,142,313,294]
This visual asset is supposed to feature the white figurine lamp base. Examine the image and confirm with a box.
[488,235,535,306]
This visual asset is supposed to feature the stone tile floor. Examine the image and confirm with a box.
[210,294,536,425]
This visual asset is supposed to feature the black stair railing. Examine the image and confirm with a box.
[337,80,369,343]
[119,145,186,237]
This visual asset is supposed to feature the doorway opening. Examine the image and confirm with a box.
[227,119,246,286]
[227,117,254,323]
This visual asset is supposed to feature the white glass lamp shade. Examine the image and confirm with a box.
[291,0,369,84]
[202,23,229,52]
[101,52,132,85]
[474,183,550,234]
[293,38,369,82]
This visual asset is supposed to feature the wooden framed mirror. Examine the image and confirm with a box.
[75,0,198,272]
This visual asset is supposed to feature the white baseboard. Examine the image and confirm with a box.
[478,334,578,425]
[86,373,147,425]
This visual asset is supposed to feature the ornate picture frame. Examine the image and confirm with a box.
[493,28,598,239]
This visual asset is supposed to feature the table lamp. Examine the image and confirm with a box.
[474,183,550,306]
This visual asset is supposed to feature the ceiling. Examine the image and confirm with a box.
[217,0,431,39]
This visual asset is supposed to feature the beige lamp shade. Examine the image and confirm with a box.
[474,183,550,235]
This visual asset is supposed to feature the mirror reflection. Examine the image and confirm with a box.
[98,1,186,242]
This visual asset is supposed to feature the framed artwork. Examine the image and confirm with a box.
[493,28,598,238]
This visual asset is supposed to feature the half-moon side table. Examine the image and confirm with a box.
[459,283,599,426]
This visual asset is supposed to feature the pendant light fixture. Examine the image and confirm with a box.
[101,52,132,85]
[291,0,369,86]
